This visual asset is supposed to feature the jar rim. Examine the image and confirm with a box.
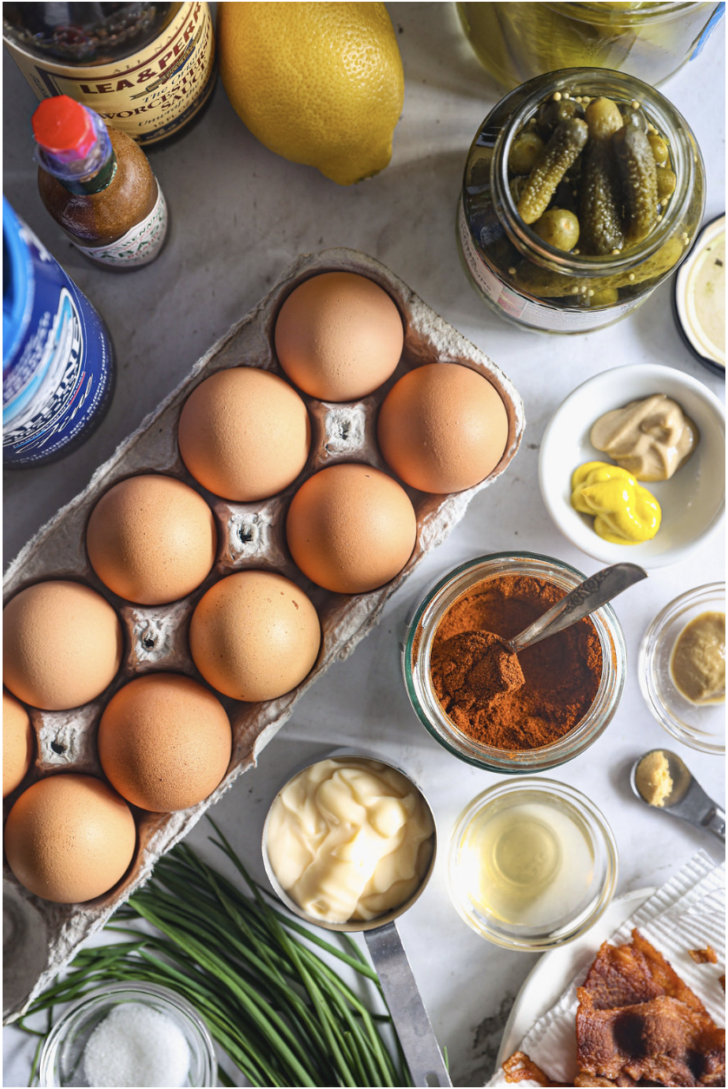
[546,1,710,23]
[487,67,698,275]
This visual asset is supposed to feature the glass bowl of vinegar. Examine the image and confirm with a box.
[448,778,618,951]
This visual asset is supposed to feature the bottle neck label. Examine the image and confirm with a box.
[63,152,118,196]
[5,3,215,146]
[73,183,168,267]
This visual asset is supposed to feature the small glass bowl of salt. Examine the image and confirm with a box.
[39,982,216,1088]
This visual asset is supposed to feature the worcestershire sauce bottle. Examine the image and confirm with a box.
[33,95,168,268]
[3,3,216,146]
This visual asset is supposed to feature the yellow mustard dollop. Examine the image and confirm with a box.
[571,461,661,544]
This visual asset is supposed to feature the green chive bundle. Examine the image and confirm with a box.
[20,819,411,1088]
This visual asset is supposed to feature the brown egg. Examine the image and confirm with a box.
[86,474,217,605]
[3,581,122,711]
[4,774,136,903]
[274,272,404,401]
[3,691,34,798]
[286,463,417,594]
[377,363,509,493]
[190,571,321,701]
[178,368,311,502]
[98,673,232,812]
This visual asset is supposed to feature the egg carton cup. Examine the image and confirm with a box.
[2,247,525,1021]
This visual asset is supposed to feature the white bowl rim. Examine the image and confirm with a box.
[539,363,726,569]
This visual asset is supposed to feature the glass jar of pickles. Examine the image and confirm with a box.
[459,68,705,334]
[458,3,724,90]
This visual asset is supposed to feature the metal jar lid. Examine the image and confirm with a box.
[673,213,725,377]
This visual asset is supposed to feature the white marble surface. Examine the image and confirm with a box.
[3,4,725,1086]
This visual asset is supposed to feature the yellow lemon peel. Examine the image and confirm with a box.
[217,2,404,186]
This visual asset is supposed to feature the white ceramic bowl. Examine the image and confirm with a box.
[539,364,725,568]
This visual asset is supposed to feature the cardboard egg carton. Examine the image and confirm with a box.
[2,248,525,1021]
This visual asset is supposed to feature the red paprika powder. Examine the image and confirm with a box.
[430,574,602,751]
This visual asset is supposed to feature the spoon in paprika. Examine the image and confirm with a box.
[460,562,648,696]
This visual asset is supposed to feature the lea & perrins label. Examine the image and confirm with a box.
[5,2,216,146]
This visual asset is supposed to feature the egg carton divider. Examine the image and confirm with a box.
[3,247,525,1021]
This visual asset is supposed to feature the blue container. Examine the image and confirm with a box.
[3,198,114,467]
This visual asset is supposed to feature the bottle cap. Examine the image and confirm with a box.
[32,96,96,158]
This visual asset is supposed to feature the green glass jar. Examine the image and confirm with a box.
[458,68,705,334]
[458,2,724,89]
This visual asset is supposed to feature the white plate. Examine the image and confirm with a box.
[496,886,656,1068]
[539,363,725,568]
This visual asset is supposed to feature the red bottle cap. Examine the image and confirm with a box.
[32,96,95,157]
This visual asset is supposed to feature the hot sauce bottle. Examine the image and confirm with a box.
[32,95,168,268]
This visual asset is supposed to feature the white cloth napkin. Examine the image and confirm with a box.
[487,850,725,1086]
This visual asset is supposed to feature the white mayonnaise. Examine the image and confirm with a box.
[266,758,434,923]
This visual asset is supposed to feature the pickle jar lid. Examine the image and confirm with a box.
[673,213,725,378]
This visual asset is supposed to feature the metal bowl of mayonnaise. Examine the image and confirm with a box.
[261,752,450,1089]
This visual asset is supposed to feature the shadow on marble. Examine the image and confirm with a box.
[389,0,502,101]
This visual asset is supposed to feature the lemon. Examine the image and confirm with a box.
[218,2,404,186]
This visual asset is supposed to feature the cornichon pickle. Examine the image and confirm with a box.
[536,96,585,138]
[531,208,580,251]
[514,236,684,297]
[647,133,669,165]
[656,167,677,200]
[509,131,546,175]
[621,105,649,133]
[517,118,588,225]
[613,123,658,244]
[580,98,624,255]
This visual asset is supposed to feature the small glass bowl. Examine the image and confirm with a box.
[639,583,725,755]
[402,552,627,773]
[39,982,217,1088]
[448,778,618,951]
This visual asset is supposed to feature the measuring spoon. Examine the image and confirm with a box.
[262,753,451,1088]
[630,748,725,842]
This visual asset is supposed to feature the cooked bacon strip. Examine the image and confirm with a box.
[576,990,725,1086]
[689,946,719,965]
[583,929,709,1015]
[502,1050,561,1085]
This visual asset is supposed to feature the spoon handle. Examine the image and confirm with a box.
[509,563,648,654]
[703,804,726,842]
[365,922,451,1087]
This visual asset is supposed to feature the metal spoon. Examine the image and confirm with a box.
[262,754,451,1088]
[506,562,648,654]
[630,748,725,842]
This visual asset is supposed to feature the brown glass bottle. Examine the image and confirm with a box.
[34,95,167,268]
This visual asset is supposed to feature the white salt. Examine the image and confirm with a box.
[82,1002,191,1088]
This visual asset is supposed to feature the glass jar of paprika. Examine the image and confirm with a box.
[459,67,705,334]
[402,552,626,774]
